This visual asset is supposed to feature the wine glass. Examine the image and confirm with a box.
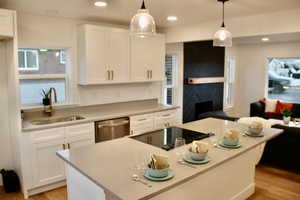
[174,137,186,161]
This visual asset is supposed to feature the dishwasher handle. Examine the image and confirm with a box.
[97,120,129,128]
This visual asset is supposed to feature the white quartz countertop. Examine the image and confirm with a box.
[57,118,283,200]
[22,103,179,132]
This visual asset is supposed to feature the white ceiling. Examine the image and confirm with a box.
[234,32,300,45]
[1,0,300,27]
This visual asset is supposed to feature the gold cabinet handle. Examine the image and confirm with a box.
[111,70,114,80]
[147,70,149,79]
[107,70,110,80]
[151,70,153,79]
[67,143,71,149]
[130,130,134,135]
[62,144,66,150]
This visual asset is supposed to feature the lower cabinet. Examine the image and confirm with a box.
[28,123,95,189]
[130,109,180,135]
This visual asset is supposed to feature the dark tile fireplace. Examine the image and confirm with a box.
[183,40,225,123]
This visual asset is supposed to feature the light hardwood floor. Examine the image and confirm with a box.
[1,165,299,200]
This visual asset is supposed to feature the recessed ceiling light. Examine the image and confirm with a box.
[167,16,178,21]
[262,37,270,42]
[94,0,107,7]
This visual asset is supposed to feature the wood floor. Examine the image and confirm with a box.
[1,165,300,200]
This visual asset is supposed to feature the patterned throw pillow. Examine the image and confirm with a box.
[264,98,279,115]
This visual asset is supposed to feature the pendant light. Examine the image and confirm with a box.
[213,0,232,47]
[130,0,156,37]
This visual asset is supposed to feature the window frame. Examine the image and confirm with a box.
[224,58,236,109]
[18,48,71,107]
[18,49,40,71]
[164,54,178,106]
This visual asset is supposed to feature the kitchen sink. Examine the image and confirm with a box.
[30,115,85,125]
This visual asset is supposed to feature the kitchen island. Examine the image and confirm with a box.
[57,118,283,200]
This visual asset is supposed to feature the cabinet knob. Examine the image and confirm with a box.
[62,144,66,150]
[67,143,71,149]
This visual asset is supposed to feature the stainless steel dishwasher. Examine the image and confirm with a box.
[95,118,129,143]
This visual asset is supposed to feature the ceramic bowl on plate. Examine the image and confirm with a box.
[222,137,239,146]
[147,167,169,178]
[248,126,263,135]
[187,151,207,161]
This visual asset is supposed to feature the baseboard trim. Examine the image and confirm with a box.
[231,183,255,200]
[26,181,66,199]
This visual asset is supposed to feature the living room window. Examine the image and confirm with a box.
[224,58,236,108]
[164,54,177,106]
[18,48,69,105]
[267,58,300,103]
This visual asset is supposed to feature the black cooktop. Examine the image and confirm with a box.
[130,127,211,151]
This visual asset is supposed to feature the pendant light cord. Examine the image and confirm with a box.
[222,1,225,27]
[141,0,146,9]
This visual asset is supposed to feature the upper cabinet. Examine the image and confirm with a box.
[0,9,14,39]
[78,25,130,85]
[130,34,165,82]
[78,24,165,85]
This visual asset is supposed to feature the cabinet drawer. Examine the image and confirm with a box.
[31,127,65,144]
[130,113,154,125]
[154,109,179,129]
[65,123,94,138]
[0,9,13,37]
[130,113,154,135]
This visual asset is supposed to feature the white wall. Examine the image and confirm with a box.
[165,8,300,43]
[17,13,163,106]
[0,42,13,185]
[233,41,300,116]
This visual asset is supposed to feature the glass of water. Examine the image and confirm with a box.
[174,137,186,160]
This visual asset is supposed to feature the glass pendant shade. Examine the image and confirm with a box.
[213,0,232,47]
[130,1,156,37]
[213,27,232,47]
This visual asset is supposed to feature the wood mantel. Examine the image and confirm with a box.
[187,77,225,84]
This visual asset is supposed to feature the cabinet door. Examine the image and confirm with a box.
[130,36,151,81]
[31,139,65,187]
[148,35,165,81]
[82,25,109,84]
[108,30,130,82]
[130,35,165,82]
[0,9,14,38]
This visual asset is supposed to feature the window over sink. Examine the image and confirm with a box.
[18,48,69,106]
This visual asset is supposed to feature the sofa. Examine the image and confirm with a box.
[250,101,300,173]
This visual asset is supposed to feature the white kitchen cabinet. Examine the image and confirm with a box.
[130,35,165,82]
[28,123,95,189]
[65,123,95,149]
[0,9,14,38]
[130,108,179,135]
[31,128,66,187]
[78,25,129,85]
[130,113,155,135]
[154,109,180,130]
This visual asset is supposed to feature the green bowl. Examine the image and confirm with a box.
[223,137,239,146]
[248,127,263,135]
[147,167,169,178]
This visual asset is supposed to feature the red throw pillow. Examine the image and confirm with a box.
[275,101,293,114]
